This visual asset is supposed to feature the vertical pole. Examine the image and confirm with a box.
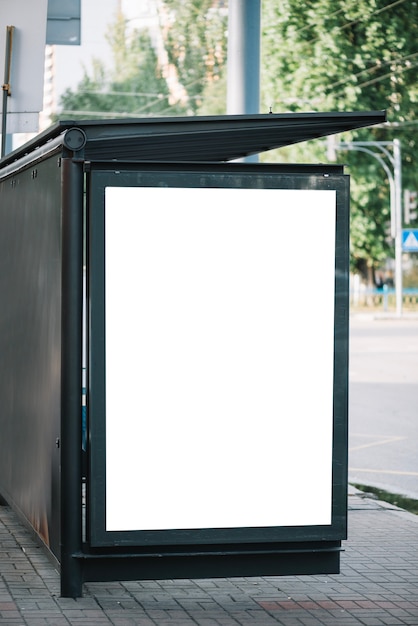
[227,0,261,116]
[227,0,261,162]
[60,157,84,597]
[393,139,403,317]
[1,88,7,157]
[1,26,14,158]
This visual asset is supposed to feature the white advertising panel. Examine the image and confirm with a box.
[104,187,336,532]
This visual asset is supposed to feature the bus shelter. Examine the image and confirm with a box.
[0,111,385,596]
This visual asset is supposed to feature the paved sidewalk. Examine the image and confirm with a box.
[1,488,417,625]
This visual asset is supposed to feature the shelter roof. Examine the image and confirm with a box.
[1,111,386,167]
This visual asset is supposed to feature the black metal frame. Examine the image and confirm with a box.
[79,161,349,594]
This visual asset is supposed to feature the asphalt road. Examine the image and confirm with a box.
[348,314,418,500]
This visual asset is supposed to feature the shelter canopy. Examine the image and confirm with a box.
[1,111,386,167]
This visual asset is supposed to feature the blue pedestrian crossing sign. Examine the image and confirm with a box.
[402,229,418,252]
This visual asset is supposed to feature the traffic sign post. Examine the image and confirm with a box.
[402,229,418,252]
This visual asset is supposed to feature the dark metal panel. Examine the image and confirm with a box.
[80,113,385,162]
[0,156,62,557]
[332,176,351,534]
[87,161,345,176]
[76,544,341,585]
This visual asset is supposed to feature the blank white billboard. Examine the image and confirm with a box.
[104,186,336,532]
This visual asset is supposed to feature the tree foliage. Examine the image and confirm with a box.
[162,0,228,114]
[261,0,418,279]
[57,2,228,119]
[57,11,183,120]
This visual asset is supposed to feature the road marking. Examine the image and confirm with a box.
[350,468,418,477]
[350,435,405,452]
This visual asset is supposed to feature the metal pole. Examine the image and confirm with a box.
[1,26,14,158]
[340,143,396,238]
[333,140,403,315]
[227,0,261,163]
[393,138,403,316]
[227,0,261,115]
[60,157,84,597]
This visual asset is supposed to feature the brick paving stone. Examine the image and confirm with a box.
[0,600,17,610]
[58,615,113,626]
[20,609,69,621]
[0,502,417,626]
[0,610,21,620]
[26,620,70,626]
[194,617,233,626]
[109,618,156,626]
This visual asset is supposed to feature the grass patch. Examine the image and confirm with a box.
[352,483,418,515]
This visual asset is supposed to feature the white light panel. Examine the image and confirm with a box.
[104,186,336,531]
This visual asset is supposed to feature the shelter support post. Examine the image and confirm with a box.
[60,157,84,597]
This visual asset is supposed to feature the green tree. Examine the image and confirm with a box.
[57,2,228,119]
[57,11,184,120]
[162,0,228,114]
[261,0,418,281]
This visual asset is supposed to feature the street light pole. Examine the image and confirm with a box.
[393,139,403,317]
[331,139,403,316]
